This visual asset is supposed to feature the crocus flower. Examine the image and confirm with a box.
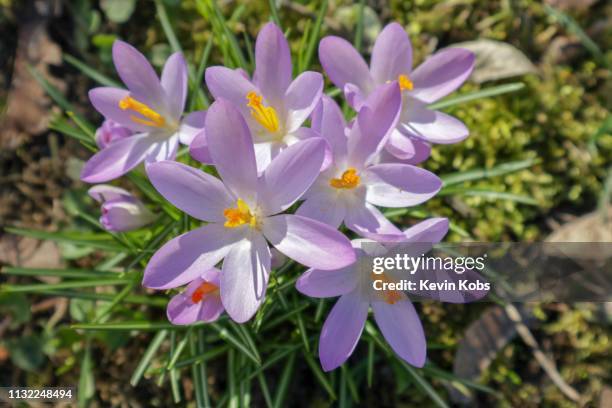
[81,40,206,183]
[95,119,133,148]
[296,218,449,371]
[88,185,155,232]
[297,85,442,239]
[143,100,355,323]
[195,22,323,171]
[319,23,475,162]
[167,268,224,325]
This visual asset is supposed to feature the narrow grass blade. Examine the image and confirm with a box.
[78,338,95,406]
[402,363,450,408]
[303,351,337,400]
[189,37,214,110]
[437,188,539,205]
[246,343,302,381]
[228,349,239,408]
[93,280,138,323]
[353,0,365,52]
[257,372,274,408]
[341,364,360,403]
[267,0,281,28]
[422,364,499,395]
[5,227,125,251]
[64,54,121,87]
[440,158,538,187]
[300,0,328,72]
[154,0,182,53]
[174,345,229,368]
[2,278,132,293]
[32,289,165,307]
[72,321,203,331]
[429,82,525,111]
[130,330,168,386]
[367,339,374,387]
[211,323,261,365]
[1,266,116,279]
[49,115,96,148]
[272,351,296,408]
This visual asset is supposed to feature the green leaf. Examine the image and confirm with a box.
[267,0,281,29]
[402,363,450,408]
[2,277,132,293]
[273,351,296,408]
[79,339,95,406]
[428,82,525,111]
[437,188,539,205]
[211,323,261,366]
[130,330,168,386]
[303,351,337,400]
[154,0,182,53]
[440,158,538,187]
[300,0,328,72]
[64,54,121,87]
[33,289,167,307]
[101,0,136,23]
[72,321,198,331]
[5,227,126,251]
[0,293,31,326]
[7,335,45,371]
[1,266,116,279]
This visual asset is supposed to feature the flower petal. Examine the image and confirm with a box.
[403,217,448,243]
[112,40,166,111]
[179,110,207,145]
[253,22,292,106]
[372,299,426,367]
[319,290,369,371]
[263,214,356,270]
[205,66,258,117]
[370,23,413,84]
[311,95,347,160]
[189,130,212,164]
[296,192,346,229]
[88,185,130,203]
[363,163,441,207]
[161,52,188,119]
[146,160,234,222]
[220,233,271,323]
[347,82,401,168]
[319,36,373,93]
[400,99,469,144]
[259,138,326,215]
[145,134,179,162]
[89,87,149,132]
[410,47,475,103]
[345,202,403,239]
[143,223,242,289]
[80,133,152,183]
[296,264,358,298]
[384,130,431,164]
[205,100,258,201]
[101,197,154,232]
[284,71,323,132]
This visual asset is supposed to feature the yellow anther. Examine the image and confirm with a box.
[398,74,414,91]
[191,282,219,304]
[371,272,404,305]
[119,96,166,127]
[223,199,257,228]
[329,168,360,189]
[246,91,280,133]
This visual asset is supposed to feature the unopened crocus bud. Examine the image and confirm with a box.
[95,119,133,149]
[166,268,224,325]
[88,185,155,232]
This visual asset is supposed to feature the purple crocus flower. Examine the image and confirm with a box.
[94,119,133,148]
[88,185,155,232]
[143,100,355,323]
[297,84,442,239]
[167,268,224,325]
[319,23,475,162]
[81,40,206,183]
[296,218,449,371]
[194,23,323,171]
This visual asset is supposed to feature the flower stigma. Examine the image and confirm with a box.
[371,272,404,304]
[119,96,166,128]
[223,198,258,228]
[191,281,219,304]
[330,168,360,189]
[397,74,414,91]
[246,92,280,133]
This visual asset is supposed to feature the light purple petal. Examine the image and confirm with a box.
[319,290,369,371]
[345,202,403,239]
[167,270,224,325]
[347,82,401,168]
[262,214,356,270]
[410,47,475,104]
[296,264,358,298]
[253,22,292,105]
[403,217,448,243]
[400,99,469,144]
[160,52,188,119]
[384,130,431,164]
[344,83,368,111]
[372,300,426,367]
[112,40,166,111]
[146,160,234,222]
[80,133,152,183]
[370,23,413,84]
[89,87,149,132]
[205,100,258,201]
[259,138,326,215]
[363,163,442,207]
[296,193,346,229]
[284,71,323,133]
[189,130,212,164]
[179,110,207,145]
[95,119,134,148]
[101,197,154,232]
[143,223,242,289]
[88,184,130,203]
[205,66,258,117]
[145,135,179,163]
[319,36,373,93]
[311,95,347,160]
[220,234,271,323]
